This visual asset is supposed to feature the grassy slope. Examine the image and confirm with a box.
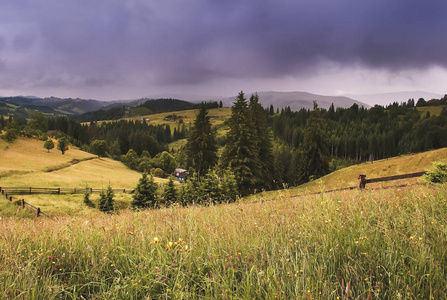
[1,184,446,298]
[126,107,231,127]
[93,107,232,151]
[0,137,167,216]
[248,147,447,201]
[417,105,446,117]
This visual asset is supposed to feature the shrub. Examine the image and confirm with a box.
[152,168,165,178]
[423,161,447,183]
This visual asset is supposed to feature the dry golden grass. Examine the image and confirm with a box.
[0,137,95,176]
[247,147,447,202]
[0,137,167,188]
[126,107,231,127]
[0,137,170,216]
[417,105,446,117]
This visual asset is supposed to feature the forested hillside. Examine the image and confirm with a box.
[2,92,447,200]
[74,98,219,122]
[273,97,447,161]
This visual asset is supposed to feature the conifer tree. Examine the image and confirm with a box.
[186,103,218,176]
[221,91,260,195]
[161,176,177,207]
[98,185,115,212]
[219,170,238,202]
[179,173,201,206]
[131,172,158,209]
[296,102,330,183]
[249,93,274,190]
[201,170,221,203]
[83,188,96,208]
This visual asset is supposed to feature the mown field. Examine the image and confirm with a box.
[0,138,167,217]
[1,138,447,298]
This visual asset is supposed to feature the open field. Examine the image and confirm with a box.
[0,137,95,177]
[1,184,446,299]
[126,107,232,127]
[247,147,447,202]
[417,105,446,117]
[0,137,167,216]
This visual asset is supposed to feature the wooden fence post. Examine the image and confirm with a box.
[37,207,41,217]
[22,199,25,208]
[29,187,32,194]
[58,188,61,195]
[358,175,366,189]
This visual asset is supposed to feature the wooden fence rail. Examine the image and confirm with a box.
[1,187,49,217]
[0,187,134,196]
[1,171,428,217]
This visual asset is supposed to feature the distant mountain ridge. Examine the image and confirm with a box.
[347,91,445,106]
[218,91,369,110]
[4,90,447,120]
[0,96,112,115]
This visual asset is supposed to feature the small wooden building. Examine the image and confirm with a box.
[174,168,188,181]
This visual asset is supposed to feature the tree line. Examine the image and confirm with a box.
[273,99,447,162]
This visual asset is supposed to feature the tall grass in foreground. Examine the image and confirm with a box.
[1,184,446,299]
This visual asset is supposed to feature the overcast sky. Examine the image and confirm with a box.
[1,0,447,101]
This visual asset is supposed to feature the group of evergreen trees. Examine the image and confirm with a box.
[183,92,277,196]
[220,92,274,195]
[273,100,447,162]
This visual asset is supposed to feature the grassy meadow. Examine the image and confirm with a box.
[2,138,447,298]
[0,138,167,217]
[246,147,447,202]
[126,107,232,128]
[1,184,447,299]
[416,105,447,117]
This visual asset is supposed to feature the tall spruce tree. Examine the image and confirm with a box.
[249,93,274,190]
[296,102,330,183]
[221,91,260,196]
[186,103,218,176]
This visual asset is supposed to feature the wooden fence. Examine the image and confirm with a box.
[0,186,134,218]
[1,171,428,217]
[286,171,427,200]
[0,186,134,196]
[1,188,49,217]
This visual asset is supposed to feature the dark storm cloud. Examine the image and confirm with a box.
[1,0,447,93]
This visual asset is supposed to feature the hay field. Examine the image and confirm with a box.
[0,137,168,216]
